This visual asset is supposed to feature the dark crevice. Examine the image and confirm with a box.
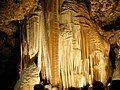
[13,0,21,4]
[0,0,6,5]
[109,44,118,69]
[0,21,20,90]
[101,17,120,31]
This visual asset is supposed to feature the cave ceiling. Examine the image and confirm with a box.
[0,0,120,36]
[90,0,120,30]
[0,0,36,35]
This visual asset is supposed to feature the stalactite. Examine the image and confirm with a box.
[19,2,51,89]
[19,0,112,89]
[59,1,88,88]
[21,1,52,84]
[21,15,39,70]
[21,6,41,69]
[46,0,60,85]
[37,2,51,82]
[59,0,111,89]
[27,16,39,59]
[21,18,29,69]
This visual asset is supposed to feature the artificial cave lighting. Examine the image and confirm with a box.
[15,1,112,89]
[1,0,120,90]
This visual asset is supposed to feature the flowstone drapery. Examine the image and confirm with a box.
[46,0,61,85]
[15,0,112,89]
[15,3,51,90]
[20,14,40,70]
[58,1,111,88]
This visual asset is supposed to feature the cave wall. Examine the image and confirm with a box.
[0,0,120,90]
[0,0,36,90]
[0,21,20,90]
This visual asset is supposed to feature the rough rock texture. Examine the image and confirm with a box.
[0,0,120,89]
[0,0,36,35]
[90,0,120,26]
[89,1,120,81]
[111,31,120,80]
[112,56,120,80]
[0,0,36,25]
[0,0,36,89]
[14,62,40,90]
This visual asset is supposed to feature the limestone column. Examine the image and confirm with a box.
[46,0,60,85]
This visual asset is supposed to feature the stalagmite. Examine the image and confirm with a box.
[14,62,40,90]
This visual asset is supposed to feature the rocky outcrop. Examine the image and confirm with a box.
[0,0,36,25]
[14,62,40,90]
[1,0,120,89]
[0,0,36,89]
[90,0,120,26]
[0,0,36,35]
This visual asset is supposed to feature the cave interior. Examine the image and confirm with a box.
[0,0,120,90]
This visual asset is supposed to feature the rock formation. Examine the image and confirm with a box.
[0,0,120,90]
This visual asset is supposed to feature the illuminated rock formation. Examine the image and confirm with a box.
[14,62,40,90]
[0,0,120,90]
[58,0,111,88]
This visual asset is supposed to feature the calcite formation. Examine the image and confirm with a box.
[14,62,40,90]
[0,0,120,90]
[58,1,111,88]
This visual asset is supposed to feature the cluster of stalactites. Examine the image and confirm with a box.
[20,0,111,89]
[21,1,51,82]
[58,0,111,89]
